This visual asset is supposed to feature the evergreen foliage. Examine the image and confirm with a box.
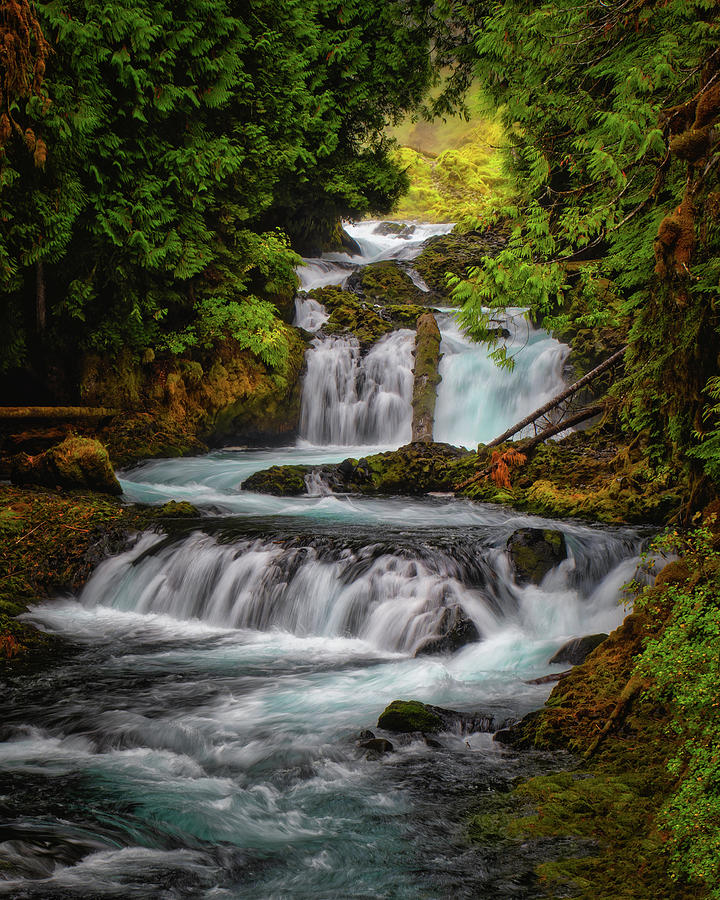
[0,0,440,384]
[451,1,720,480]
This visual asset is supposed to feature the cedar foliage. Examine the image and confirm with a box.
[0,0,442,387]
[450,0,720,485]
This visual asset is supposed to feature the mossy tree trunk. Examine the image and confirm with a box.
[411,312,442,442]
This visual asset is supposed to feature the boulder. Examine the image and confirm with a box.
[377,700,444,733]
[377,699,513,735]
[506,527,567,585]
[414,230,508,295]
[548,633,608,666]
[413,605,480,656]
[11,437,121,495]
[346,260,429,306]
[152,500,200,518]
[359,738,394,755]
[242,465,310,496]
[373,222,416,238]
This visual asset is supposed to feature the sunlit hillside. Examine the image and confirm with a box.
[388,105,509,224]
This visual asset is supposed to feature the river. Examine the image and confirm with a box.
[1,222,646,898]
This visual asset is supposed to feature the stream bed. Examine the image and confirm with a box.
[1,222,645,898]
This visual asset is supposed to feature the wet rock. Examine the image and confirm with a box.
[414,230,508,295]
[373,222,416,238]
[506,527,567,585]
[548,634,608,666]
[11,437,121,495]
[378,700,445,733]
[242,442,476,497]
[308,286,428,349]
[413,605,480,656]
[346,260,428,306]
[152,500,200,519]
[242,465,310,496]
[359,738,394,755]
[378,699,512,735]
[357,729,375,741]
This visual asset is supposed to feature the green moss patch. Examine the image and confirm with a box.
[377,700,444,733]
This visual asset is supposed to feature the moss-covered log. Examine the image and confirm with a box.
[411,312,442,442]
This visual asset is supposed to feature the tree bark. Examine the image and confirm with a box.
[36,259,46,333]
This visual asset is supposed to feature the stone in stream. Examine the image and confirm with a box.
[11,436,121,495]
[377,699,513,735]
[413,605,480,657]
[548,633,608,666]
[506,527,567,585]
[373,222,416,238]
[358,738,395,755]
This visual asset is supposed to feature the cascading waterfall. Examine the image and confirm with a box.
[1,220,649,900]
[434,309,570,448]
[298,330,415,446]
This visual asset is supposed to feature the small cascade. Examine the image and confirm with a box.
[77,524,645,656]
[298,330,415,446]
[434,309,569,448]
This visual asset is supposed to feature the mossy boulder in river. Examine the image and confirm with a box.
[414,229,508,295]
[346,260,430,305]
[309,286,428,349]
[11,437,121,495]
[241,442,476,497]
[506,527,567,585]
[377,700,445,733]
[378,699,515,735]
[242,465,310,496]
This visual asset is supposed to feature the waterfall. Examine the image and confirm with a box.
[3,219,647,900]
[76,523,645,657]
[434,309,570,448]
[295,223,571,450]
[298,331,415,446]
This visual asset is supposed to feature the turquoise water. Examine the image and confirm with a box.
[1,222,644,897]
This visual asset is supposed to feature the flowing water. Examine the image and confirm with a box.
[1,222,647,898]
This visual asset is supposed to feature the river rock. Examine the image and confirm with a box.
[377,699,513,735]
[346,260,428,306]
[414,230,508,295]
[373,222,416,238]
[359,737,394,755]
[413,605,480,656]
[506,527,567,585]
[548,633,608,666]
[11,436,121,495]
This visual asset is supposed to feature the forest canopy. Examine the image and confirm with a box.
[0,0,450,380]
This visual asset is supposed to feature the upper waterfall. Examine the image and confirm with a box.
[293,221,571,450]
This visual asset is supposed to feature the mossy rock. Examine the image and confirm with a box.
[373,222,416,238]
[152,500,200,519]
[309,286,428,348]
[414,229,507,295]
[11,437,121,495]
[506,527,567,585]
[242,465,310,496]
[377,700,444,733]
[346,260,428,305]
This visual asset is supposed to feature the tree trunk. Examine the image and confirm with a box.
[36,259,46,333]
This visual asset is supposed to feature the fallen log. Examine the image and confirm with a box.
[0,406,119,420]
[484,346,626,449]
[455,404,604,491]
